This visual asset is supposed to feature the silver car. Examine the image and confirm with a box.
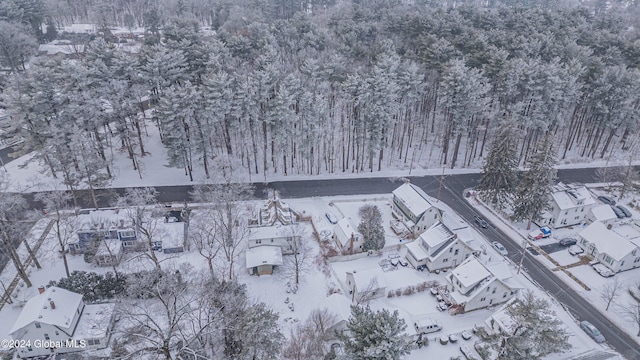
[580,321,605,343]
[492,241,508,256]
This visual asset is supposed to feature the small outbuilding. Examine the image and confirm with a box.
[246,245,283,276]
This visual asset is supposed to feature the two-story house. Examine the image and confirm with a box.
[577,221,640,273]
[404,221,477,272]
[391,182,443,238]
[333,217,363,255]
[70,210,138,254]
[540,183,596,228]
[445,257,522,313]
[9,286,116,358]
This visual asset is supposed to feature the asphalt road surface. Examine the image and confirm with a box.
[3,163,640,358]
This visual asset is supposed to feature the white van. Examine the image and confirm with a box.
[414,318,443,334]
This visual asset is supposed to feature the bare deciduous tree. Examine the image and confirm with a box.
[599,277,625,311]
[35,190,76,278]
[282,224,314,286]
[619,297,640,337]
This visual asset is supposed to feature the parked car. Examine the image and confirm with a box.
[568,245,584,256]
[559,237,577,247]
[461,331,472,340]
[492,241,508,256]
[528,226,552,240]
[325,212,338,224]
[437,301,449,311]
[580,321,606,343]
[610,205,625,219]
[598,195,616,206]
[460,345,479,360]
[474,216,488,228]
[616,205,632,218]
[592,263,615,278]
[449,334,459,343]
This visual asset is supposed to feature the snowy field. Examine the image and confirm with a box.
[0,193,620,359]
[470,186,640,350]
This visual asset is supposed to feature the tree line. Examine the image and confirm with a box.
[2,0,640,196]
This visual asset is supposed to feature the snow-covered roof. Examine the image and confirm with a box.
[72,303,116,340]
[334,218,361,247]
[62,24,97,33]
[484,262,512,281]
[450,257,491,289]
[551,183,596,210]
[247,224,296,241]
[159,222,184,248]
[95,239,122,256]
[406,240,428,261]
[589,205,617,222]
[348,268,387,290]
[392,183,436,217]
[420,221,454,250]
[612,224,640,240]
[76,209,132,231]
[245,245,283,268]
[579,222,638,261]
[323,293,352,325]
[10,287,83,335]
[38,43,85,56]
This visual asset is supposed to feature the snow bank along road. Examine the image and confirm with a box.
[11,166,640,359]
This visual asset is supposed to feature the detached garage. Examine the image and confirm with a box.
[246,245,283,276]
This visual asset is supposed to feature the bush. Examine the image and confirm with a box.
[402,286,415,296]
[388,291,394,298]
[395,288,402,297]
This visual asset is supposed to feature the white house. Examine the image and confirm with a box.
[540,183,596,228]
[322,293,352,340]
[391,182,443,237]
[345,268,388,303]
[94,240,123,267]
[333,217,363,254]
[246,225,300,255]
[577,222,640,273]
[445,257,522,314]
[9,287,116,358]
[404,221,478,272]
[587,205,618,226]
[245,245,283,276]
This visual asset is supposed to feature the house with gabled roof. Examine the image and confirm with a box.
[587,204,617,226]
[322,293,353,340]
[404,221,478,272]
[9,286,116,358]
[391,182,443,237]
[540,183,596,228]
[577,221,640,273]
[333,217,363,254]
[445,257,522,313]
[345,268,387,303]
[245,245,283,276]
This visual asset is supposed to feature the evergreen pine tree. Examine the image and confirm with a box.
[477,122,520,209]
[338,305,410,360]
[477,291,571,360]
[512,132,557,229]
[358,205,385,251]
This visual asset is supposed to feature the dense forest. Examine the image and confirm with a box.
[2,0,640,198]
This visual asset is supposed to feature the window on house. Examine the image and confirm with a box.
[486,287,490,292]
[27,347,32,352]
[44,333,50,340]
[443,258,448,262]
[490,299,494,304]
[256,240,261,244]
[510,291,514,295]
[55,331,59,336]
[492,288,496,294]
[565,211,568,215]
[503,292,507,298]
[35,322,41,329]
[620,261,624,267]
[634,257,640,263]
[581,208,584,212]
[454,249,459,255]
[480,297,486,302]
[270,239,274,242]
[449,248,452,253]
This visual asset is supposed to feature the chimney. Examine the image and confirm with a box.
[38,286,45,294]
[50,301,56,310]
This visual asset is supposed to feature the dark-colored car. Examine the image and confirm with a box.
[474,216,488,228]
[559,238,577,247]
[616,205,632,218]
[610,205,625,219]
[598,195,616,206]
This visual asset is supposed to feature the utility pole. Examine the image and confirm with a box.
[437,167,445,202]
[517,239,528,274]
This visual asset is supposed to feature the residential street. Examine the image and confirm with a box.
[8,166,640,358]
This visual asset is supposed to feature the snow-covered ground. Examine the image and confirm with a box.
[469,186,640,351]
[0,193,621,359]
[3,115,640,193]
